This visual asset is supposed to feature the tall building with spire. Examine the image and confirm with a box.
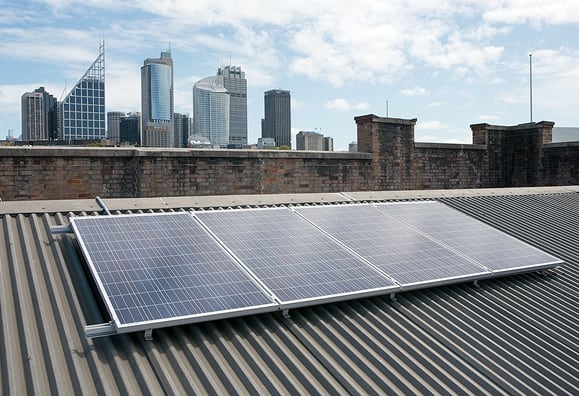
[217,65,247,146]
[262,89,291,148]
[59,43,106,141]
[141,49,174,147]
[21,87,58,141]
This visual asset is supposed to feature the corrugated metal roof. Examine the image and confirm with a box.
[1,187,577,395]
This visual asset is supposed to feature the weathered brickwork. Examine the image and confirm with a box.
[0,149,373,201]
[355,115,577,192]
[0,115,576,201]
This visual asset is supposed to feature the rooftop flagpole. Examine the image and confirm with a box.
[529,53,533,123]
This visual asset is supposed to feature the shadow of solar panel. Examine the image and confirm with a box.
[375,201,563,274]
[295,204,489,288]
[71,213,277,331]
[195,208,397,305]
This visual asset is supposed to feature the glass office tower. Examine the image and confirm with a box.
[193,77,230,147]
[263,89,291,148]
[217,65,247,146]
[60,43,106,141]
[141,49,174,147]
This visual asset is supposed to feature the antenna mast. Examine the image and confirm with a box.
[529,53,533,123]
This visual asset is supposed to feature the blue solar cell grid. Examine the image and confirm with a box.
[195,208,397,304]
[71,213,276,328]
[375,202,563,272]
[295,204,488,286]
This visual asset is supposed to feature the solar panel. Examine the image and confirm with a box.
[71,213,277,333]
[71,201,562,338]
[375,201,563,275]
[294,204,490,288]
[194,208,398,306]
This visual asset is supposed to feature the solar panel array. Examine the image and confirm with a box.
[195,208,397,305]
[294,204,488,287]
[375,202,562,274]
[71,202,563,336]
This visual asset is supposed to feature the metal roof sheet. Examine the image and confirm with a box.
[1,187,577,394]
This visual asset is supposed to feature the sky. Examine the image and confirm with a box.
[1,0,578,150]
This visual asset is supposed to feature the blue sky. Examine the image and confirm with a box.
[1,0,578,150]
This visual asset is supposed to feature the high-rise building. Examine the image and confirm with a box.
[323,136,334,152]
[60,43,105,141]
[217,65,247,145]
[107,111,124,144]
[21,87,58,141]
[173,113,191,148]
[141,49,174,147]
[119,113,141,145]
[296,130,323,151]
[193,78,230,147]
[263,89,291,148]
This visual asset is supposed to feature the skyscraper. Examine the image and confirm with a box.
[217,65,247,146]
[296,130,323,150]
[119,113,141,145]
[141,49,174,147]
[192,77,230,147]
[263,89,291,148]
[60,43,105,141]
[323,136,334,152]
[21,87,58,141]
[106,111,124,144]
[173,113,191,148]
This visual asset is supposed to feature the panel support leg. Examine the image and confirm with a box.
[390,292,397,301]
[144,329,153,341]
[282,309,291,319]
[473,280,480,288]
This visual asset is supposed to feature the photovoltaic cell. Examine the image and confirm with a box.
[195,208,397,304]
[295,204,489,286]
[375,201,563,273]
[71,213,276,330]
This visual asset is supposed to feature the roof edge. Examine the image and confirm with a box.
[1,186,577,215]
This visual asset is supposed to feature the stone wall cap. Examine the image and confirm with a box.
[470,121,555,131]
[355,114,417,125]
[0,146,372,160]
[415,142,486,150]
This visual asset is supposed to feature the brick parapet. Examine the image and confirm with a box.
[0,118,575,201]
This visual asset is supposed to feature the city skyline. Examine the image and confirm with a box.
[1,1,578,150]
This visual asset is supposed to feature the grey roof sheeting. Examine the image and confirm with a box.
[0,187,577,395]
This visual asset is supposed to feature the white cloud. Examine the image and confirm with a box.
[415,134,471,144]
[427,101,445,107]
[416,120,449,131]
[477,115,500,121]
[0,28,99,66]
[401,87,429,96]
[291,98,305,111]
[482,0,579,25]
[325,98,369,112]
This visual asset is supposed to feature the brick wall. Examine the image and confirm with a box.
[0,148,373,201]
[0,116,576,201]
[355,115,577,192]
